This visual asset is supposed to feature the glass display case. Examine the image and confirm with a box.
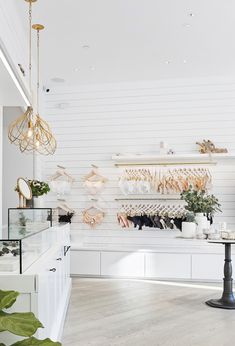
[8,208,52,239]
[0,208,53,274]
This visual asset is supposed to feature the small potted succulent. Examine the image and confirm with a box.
[181,212,196,238]
[181,187,221,234]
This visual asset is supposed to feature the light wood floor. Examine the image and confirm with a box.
[62,278,235,346]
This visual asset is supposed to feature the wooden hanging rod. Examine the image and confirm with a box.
[115,161,217,167]
[115,197,181,201]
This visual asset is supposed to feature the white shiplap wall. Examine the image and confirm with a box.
[42,77,235,231]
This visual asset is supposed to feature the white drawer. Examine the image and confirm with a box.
[71,250,100,275]
[101,251,145,277]
[145,253,191,279]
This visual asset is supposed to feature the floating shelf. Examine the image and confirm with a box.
[112,153,235,166]
[115,197,181,201]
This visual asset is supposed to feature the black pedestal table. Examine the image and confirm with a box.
[206,240,235,309]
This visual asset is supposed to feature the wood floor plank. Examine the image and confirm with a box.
[62,278,235,346]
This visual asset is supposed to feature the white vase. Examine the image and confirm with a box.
[195,213,208,234]
[182,222,196,238]
[33,196,44,208]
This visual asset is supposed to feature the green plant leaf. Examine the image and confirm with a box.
[0,343,6,346]
[0,311,43,337]
[0,290,19,310]
[11,337,61,346]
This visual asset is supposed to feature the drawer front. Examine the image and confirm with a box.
[101,252,145,277]
[145,253,191,279]
[71,251,100,275]
[192,254,225,280]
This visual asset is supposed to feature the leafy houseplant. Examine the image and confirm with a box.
[0,290,61,346]
[28,180,50,197]
[180,187,221,218]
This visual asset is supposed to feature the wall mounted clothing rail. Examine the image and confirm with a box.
[115,197,181,201]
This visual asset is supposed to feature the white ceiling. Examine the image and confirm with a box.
[16,0,235,86]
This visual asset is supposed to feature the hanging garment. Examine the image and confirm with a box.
[82,210,105,228]
[59,212,74,224]
[50,180,72,196]
[83,168,108,195]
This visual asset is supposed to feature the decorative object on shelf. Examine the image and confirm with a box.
[0,289,61,345]
[180,187,221,235]
[16,178,32,208]
[196,139,228,154]
[83,165,108,195]
[119,167,212,195]
[159,141,168,155]
[82,200,105,228]
[221,231,235,240]
[8,0,56,155]
[117,203,186,230]
[167,149,175,155]
[181,212,196,238]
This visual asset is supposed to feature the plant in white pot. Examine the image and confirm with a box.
[181,187,221,235]
[182,212,196,238]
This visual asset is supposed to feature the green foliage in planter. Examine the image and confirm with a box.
[181,187,221,216]
[185,212,196,223]
[28,180,50,197]
[0,290,61,346]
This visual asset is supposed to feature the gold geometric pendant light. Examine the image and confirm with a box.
[29,24,57,155]
[8,1,57,155]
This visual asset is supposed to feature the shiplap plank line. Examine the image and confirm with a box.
[42,78,235,233]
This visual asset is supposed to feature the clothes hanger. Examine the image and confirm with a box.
[57,199,75,213]
[84,165,108,183]
[84,199,105,214]
[49,165,75,183]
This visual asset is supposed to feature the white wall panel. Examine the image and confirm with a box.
[42,77,235,233]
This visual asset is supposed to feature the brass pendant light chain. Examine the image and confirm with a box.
[36,27,40,114]
[8,0,57,155]
[29,0,32,92]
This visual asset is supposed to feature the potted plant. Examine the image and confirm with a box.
[0,289,61,346]
[181,187,221,234]
[181,212,196,238]
[28,180,50,208]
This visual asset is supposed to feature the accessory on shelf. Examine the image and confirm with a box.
[196,139,228,154]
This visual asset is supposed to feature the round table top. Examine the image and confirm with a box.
[208,240,235,244]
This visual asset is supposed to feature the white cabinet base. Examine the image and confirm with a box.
[146,253,191,279]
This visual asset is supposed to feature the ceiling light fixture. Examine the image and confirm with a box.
[20,24,56,155]
[8,0,56,155]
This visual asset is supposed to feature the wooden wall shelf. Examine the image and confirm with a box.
[112,153,235,166]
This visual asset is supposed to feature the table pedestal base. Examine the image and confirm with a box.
[206,242,235,309]
[206,298,235,309]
